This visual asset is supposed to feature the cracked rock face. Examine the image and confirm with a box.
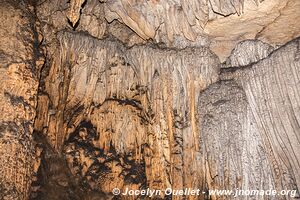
[0,0,299,199]
[0,1,44,199]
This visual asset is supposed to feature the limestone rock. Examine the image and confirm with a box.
[76,0,107,39]
[102,0,300,61]
[219,37,300,198]
[0,1,44,199]
[0,0,299,199]
[37,0,300,61]
[199,81,275,200]
[67,0,86,26]
[224,40,274,68]
[206,0,300,61]
[33,31,219,198]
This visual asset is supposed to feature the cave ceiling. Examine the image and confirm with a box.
[0,0,299,199]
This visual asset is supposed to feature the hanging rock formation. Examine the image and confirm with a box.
[33,31,219,199]
[0,0,299,199]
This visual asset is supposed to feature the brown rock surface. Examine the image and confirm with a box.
[33,31,219,198]
[37,0,300,60]
[0,0,299,199]
[0,0,44,199]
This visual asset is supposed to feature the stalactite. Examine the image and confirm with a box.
[0,0,299,199]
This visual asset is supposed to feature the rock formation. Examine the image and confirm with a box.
[0,1,44,199]
[0,0,299,199]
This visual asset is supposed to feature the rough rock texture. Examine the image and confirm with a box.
[37,0,300,61]
[0,0,299,199]
[0,0,44,199]
[205,0,300,61]
[223,40,274,68]
[220,38,300,195]
[33,31,219,198]
[199,81,274,200]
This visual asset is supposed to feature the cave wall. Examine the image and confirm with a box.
[33,30,219,198]
[200,38,300,199]
[0,1,44,199]
[0,0,299,199]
